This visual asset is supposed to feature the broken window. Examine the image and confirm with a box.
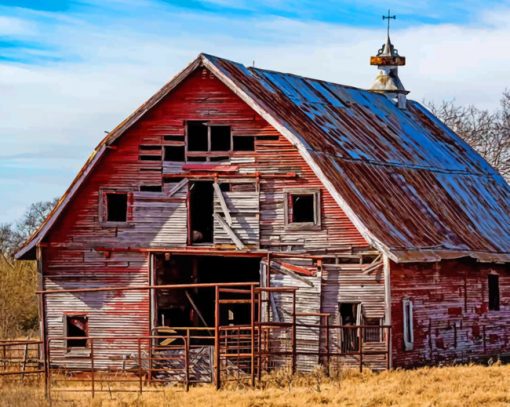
[233,135,255,151]
[187,121,208,152]
[285,190,320,229]
[65,315,88,349]
[105,192,128,223]
[488,274,500,311]
[403,298,414,351]
[210,126,231,151]
[164,146,185,162]
[363,317,383,343]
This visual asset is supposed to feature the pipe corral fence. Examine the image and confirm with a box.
[1,282,392,400]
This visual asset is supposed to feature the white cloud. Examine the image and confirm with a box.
[0,2,509,221]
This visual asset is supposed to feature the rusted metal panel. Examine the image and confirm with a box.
[390,259,510,368]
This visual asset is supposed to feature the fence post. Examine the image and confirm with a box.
[185,330,190,392]
[325,316,330,376]
[214,285,221,390]
[45,339,51,402]
[250,284,255,387]
[292,290,297,375]
[90,338,95,398]
[359,326,363,373]
[137,339,143,395]
[386,327,391,370]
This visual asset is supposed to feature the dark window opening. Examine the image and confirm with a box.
[210,126,231,151]
[488,274,500,311]
[233,135,255,151]
[164,146,185,162]
[290,194,315,223]
[66,315,88,348]
[339,302,360,352]
[106,193,128,222]
[187,156,207,162]
[210,156,229,162]
[164,135,185,142]
[140,185,162,192]
[189,181,213,243]
[219,183,231,192]
[139,145,162,151]
[187,121,208,151]
[139,155,161,161]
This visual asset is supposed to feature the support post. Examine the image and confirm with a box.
[292,290,297,375]
[185,330,190,392]
[382,254,392,369]
[250,285,255,387]
[359,326,363,373]
[137,339,142,395]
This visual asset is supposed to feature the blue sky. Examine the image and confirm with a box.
[1,0,510,223]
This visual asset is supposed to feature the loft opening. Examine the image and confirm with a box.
[152,254,260,331]
[189,181,214,244]
[285,189,321,229]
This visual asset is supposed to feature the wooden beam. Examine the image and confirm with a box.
[213,213,245,250]
[270,261,314,287]
[213,182,233,225]
[167,178,188,197]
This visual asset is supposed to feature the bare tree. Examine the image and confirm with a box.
[428,92,510,181]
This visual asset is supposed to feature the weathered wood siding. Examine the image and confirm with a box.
[391,259,510,368]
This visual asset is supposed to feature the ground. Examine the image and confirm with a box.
[1,364,510,406]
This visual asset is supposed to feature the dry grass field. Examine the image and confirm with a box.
[1,364,510,406]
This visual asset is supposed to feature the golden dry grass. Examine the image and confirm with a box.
[1,364,510,407]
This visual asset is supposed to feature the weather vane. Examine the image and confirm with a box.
[383,9,396,39]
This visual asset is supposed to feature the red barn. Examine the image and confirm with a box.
[16,40,510,383]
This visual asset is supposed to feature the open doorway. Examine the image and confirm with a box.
[189,181,214,244]
[153,254,261,331]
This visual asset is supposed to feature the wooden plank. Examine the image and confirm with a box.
[270,261,314,287]
[213,213,245,250]
[167,178,188,197]
[213,182,233,225]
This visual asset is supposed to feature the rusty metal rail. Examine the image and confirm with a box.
[0,340,43,378]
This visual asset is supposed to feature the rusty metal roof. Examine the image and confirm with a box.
[203,54,510,262]
[16,54,510,262]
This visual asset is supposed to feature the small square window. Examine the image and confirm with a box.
[106,193,128,222]
[164,146,185,162]
[285,190,320,229]
[65,315,88,349]
[233,136,255,151]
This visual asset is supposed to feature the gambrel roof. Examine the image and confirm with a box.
[16,54,510,262]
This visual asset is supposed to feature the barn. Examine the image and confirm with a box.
[15,36,510,386]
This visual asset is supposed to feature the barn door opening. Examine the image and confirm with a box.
[189,181,214,244]
[152,254,261,330]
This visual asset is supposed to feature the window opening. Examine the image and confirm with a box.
[189,181,214,244]
[187,156,207,162]
[106,193,128,222]
[403,298,414,350]
[233,135,255,151]
[210,126,231,151]
[187,121,208,151]
[164,146,185,162]
[139,155,161,161]
[65,315,88,348]
[256,135,279,141]
[210,156,229,162]
[488,274,500,311]
[289,193,316,223]
[140,185,162,192]
[339,302,361,352]
[139,145,162,151]
[164,135,185,142]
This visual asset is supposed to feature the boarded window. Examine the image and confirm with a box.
[65,315,88,348]
[285,190,320,229]
[403,298,414,351]
[488,274,500,311]
[106,193,128,222]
